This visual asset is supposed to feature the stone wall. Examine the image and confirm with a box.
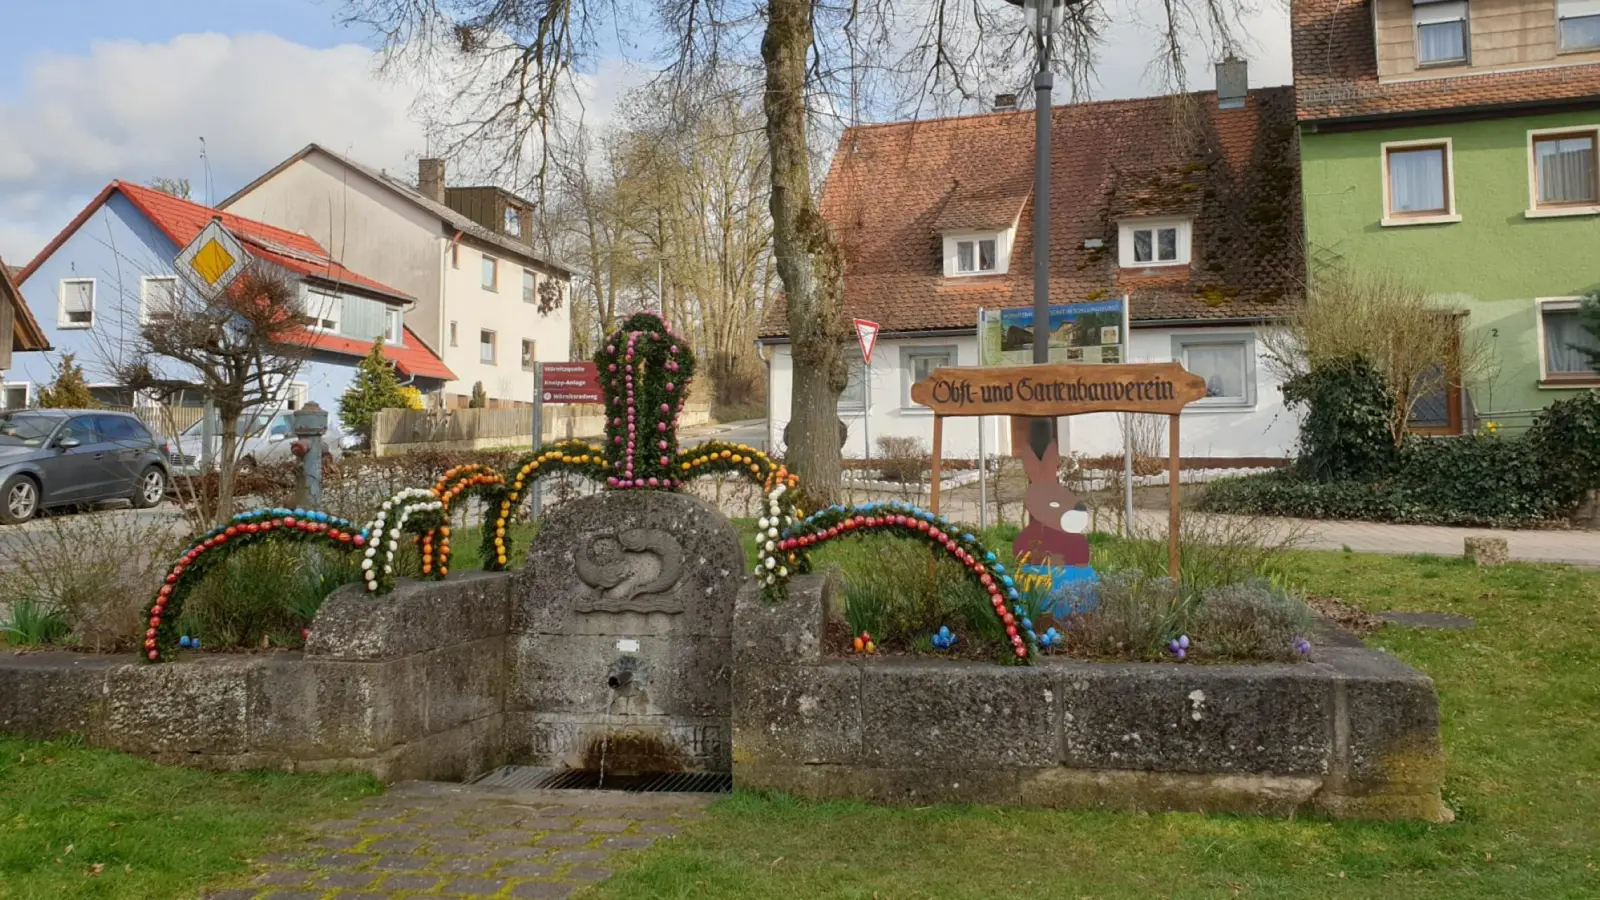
[0,573,515,782]
[732,574,1451,822]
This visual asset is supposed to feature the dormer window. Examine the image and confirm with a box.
[1414,0,1469,67]
[1560,0,1600,52]
[1118,219,1191,268]
[943,232,1005,277]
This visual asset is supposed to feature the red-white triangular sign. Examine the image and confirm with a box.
[853,318,880,364]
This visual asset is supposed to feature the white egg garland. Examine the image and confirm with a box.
[360,487,446,595]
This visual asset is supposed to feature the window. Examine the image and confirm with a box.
[304,290,339,331]
[140,276,180,322]
[284,382,309,411]
[943,232,1006,277]
[522,269,537,303]
[1172,334,1256,408]
[1530,128,1599,210]
[1118,219,1191,267]
[481,254,498,291]
[450,242,460,268]
[480,329,497,364]
[902,346,955,408]
[505,207,521,237]
[521,339,536,371]
[1539,299,1600,383]
[95,414,152,444]
[59,278,95,328]
[1383,140,1458,224]
[385,308,405,345]
[449,320,459,347]
[1414,0,1468,67]
[838,352,867,409]
[2,383,28,409]
[56,416,100,446]
[1560,0,1600,51]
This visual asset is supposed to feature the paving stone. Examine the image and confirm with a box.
[368,838,425,853]
[316,870,380,889]
[522,817,575,832]
[435,857,495,875]
[409,811,460,824]
[371,854,433,871]
[499,862,558,878]
[601,835,658,851]
[510,883,579,899]
[310,835,363,850]
[635,824,683,836]
[310,819,362,832]
[480,829,536,843]
[468,810,528,827]
[335,894,392,900]
[378,873,443,891]
[442,876,507,895]
[253,870,312,887]
[254,852,311,865]
[486,845,547,861]
[550,849,611,864]
[360,822,409,835]
[201,890,259,900]
[260,893,321,900]
[428,840,485,856]
[315,853,372,869]
[564,866,614,883]
[422,825,475,839]
[576,819,631,834]
[537,832,593,848]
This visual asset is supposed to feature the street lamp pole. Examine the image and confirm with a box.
[1007,0,1069,452]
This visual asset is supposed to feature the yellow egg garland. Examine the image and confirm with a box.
[481,440,611,570]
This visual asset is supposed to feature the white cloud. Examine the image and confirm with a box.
[0,32,424,262]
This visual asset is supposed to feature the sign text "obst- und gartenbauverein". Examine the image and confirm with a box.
[908,361,1209,417]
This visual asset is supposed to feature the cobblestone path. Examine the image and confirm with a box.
[203,780,710,899]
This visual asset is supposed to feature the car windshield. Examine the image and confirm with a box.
[0,412,60,447]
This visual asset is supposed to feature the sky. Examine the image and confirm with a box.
[0,0,1292,266]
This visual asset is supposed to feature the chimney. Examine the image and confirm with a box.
[516,205,534,246]
[1216,57,1248,110]
[418,158,446,204]
[993,93,1018,112]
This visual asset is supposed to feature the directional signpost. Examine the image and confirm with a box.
[530,361,604,517]
[853,319,879,464]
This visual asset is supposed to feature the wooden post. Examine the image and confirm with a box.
[929,415,945,515]
[1168,413,1181,583]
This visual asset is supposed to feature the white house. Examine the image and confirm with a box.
[220,146,573,408]
[761,63,1302,465]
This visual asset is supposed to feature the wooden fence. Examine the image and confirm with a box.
[371,397,711,456]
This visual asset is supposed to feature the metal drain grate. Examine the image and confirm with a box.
[471,765,732,794]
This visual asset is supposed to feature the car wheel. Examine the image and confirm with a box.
[132,466,166,509]
[1,474,40,525]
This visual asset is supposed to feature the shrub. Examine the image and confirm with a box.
[829,537,1004,651]
[177,542,362,649]
[339,338,414,443]
[1062,572,1190,660]
[1,597,71,646]
[1281,356,1396,480]
[35,353,99,409]
[1192,579,1312,662]
[874,436,928,483]
[1528,390,1600,505]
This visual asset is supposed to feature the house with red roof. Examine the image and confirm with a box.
[759,62,1305,463]
[7,181,454,427]
[1,258,50,406]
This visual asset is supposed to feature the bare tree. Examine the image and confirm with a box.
[115,263,315,524]
[341,0,1247,504]
[147,177,192,200]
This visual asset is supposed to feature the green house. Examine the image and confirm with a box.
[1294,0,1600,432]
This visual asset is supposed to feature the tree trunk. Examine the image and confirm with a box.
[763,0,846,506]
[216,409,240,528]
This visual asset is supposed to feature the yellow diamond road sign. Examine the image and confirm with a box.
[175,219,248,299]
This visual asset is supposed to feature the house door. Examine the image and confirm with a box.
[1407,327,1463,436]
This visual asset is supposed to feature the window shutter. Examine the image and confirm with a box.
[64,281,93,314]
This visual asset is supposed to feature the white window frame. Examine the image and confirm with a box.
[58,278,96,329]
[1525,125,1600,218]
[480,329,497,365]
[139,275,181,324]
[384,307,405,345]
[1172,333,1258,410]
[942,232,1008,277]
[449,320,459,347]
[304,289,340,333]
[1,381,30,410]
[481,254,499,292]
[837,350,868,410]
[1558,0,1600,52]
[1534,297,1600,385]
[521,338,537,371]
[1118,218,1192,268]
[901,345,957,410]
[283,381,310,411]
[1414,0,1470,68]
[1381,138,1461,226]
[522,268,537,303]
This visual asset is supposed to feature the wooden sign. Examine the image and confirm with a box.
[910,361,1208,417]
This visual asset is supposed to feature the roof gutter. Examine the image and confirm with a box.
[1303,93,1600,133]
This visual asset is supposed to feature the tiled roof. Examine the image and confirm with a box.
[295,326,456,382]
[1293,0,1600,122]
[762,87,1302,338]
[218,144,575,276]
[2,255,49,351]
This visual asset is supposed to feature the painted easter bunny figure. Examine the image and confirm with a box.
[1014,433,1096,619]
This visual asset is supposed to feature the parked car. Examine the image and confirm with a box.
[0,409,170,524]
[167,409,349,476]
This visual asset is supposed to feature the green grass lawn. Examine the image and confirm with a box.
[0,738,379,900]
[589,551,1600,899]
